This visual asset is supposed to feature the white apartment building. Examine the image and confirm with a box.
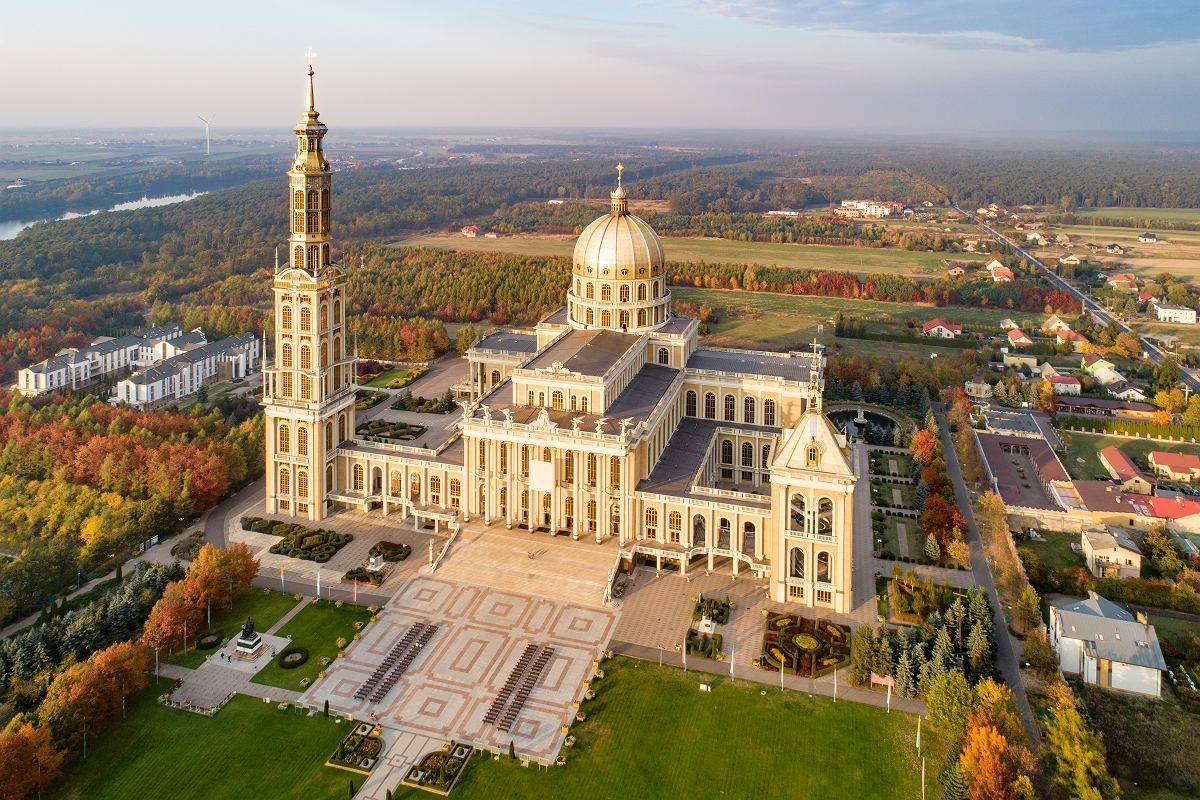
[17,324,185,396]
[112,333,260,410]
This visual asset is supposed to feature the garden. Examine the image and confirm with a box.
[692,593,732,624]
[166,588,300,669]
[390,389,456,414]
[328,722,385,776]
[356,418,428,444]
[760,613,850,677]
[265,526,354,564]
[885,567,959,625]
[355,388,389,410]
[251,599,374,692]
[359,361,426,389]
[401,741,474,795]
[371,541,413,562]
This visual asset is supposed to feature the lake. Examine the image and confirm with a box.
[0,191,206,240]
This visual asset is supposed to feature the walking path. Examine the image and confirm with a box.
[157,661,302,709]
[895,522,911,558]
[936,405,1040,747]
[266,596,311,635]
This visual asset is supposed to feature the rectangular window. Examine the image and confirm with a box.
[816,589,832,604]
[788,585,804,600]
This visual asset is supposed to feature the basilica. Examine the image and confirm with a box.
[263,65,859,613]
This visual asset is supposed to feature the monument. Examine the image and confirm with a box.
[235,616,263,656]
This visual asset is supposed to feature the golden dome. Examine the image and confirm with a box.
[572,165,664,279]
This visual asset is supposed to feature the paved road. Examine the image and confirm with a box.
[935,405,1041,747]
[957,206,1200,392]
[204,478,266,548]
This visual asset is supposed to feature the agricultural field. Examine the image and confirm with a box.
[393,657,941,800]
[672,286,1041,353]
[1038,223,1200,279]
[399,232,986,276]
[1060,432,1200,482]
[1070,208,1200,224]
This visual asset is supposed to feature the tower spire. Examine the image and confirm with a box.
[304,48,318,115]
[610,162,627,215]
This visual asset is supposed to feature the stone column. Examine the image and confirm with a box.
[572,451,582,540]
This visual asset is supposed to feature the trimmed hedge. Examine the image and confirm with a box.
[278,646,309,669]
[268,527,353,563]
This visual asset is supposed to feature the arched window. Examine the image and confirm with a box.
[744,396,756,424]
[521,446,529,477]
[410,474,421,500]
[325,422,333,451]
[601,310,612,327]
[743,522,756,555]
[278,423,290,453]
[429,475,442,504]
[685,390,697,416]
[790,494,806,530]
[520,490,529,522]
[300,345,311,371]
[338,414,346,443]
[281,343,293,368]
[817,552,831,583]
[564,451,574,483]
[586,309,595,325]
[718,518,731,549]
[807,444,820,467]
[637,309,646,328]
[293,245,303,269]
[300,376,311,400]
[818,498,833,535]
[499,443,508,474]
[499,486,507,515]
[297,469,308,498]
[477,440,487,469]
[601,285,612,302]
[294,189,304,210]
[564,496,573,522]
[333,299,342,324]
[704,392,716,419]
[297,427,308,456]
[653,281,661,298]
[724,394,736,421]
[281,372,292,398]
[575,279,581,295]
[281,304,294,330]
[352,464,364,492]
[610,503,620,535]
[490,369,500,386]
[449,479,461,509]
[390,470,403,497]
[721,439,734,464]
[587,454,597,486]
[587,499,597,532]
[320,302,328,331]
[645,508,658,539]
[278,468,290,495]
[741,441,754,467]
[619,311,629,329]
[764,399,777,427]
[538,392,545,407]
[320,342,329,368]
[693,515,706,546]
[619,285,630,303]
[761,444,771,469]
[657,347,669,365]
[551,391,564,410]
[527,390,535,406]
[334,336,342,359]
[300,306,312,332]
[790,548,805,579]
[668,511,681,543]
[638,283,647,301]
[586,282,595,299]
[609,456,621,489]
[542,447,551,462]
[579,396,589,413]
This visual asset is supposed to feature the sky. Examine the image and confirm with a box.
[7,0,1200,134]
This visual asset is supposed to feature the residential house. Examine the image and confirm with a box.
[1082,527,1142,579]
[1107,243,1126,255]
[947,265,966,278]
[460,225,481,237]
[991,267,1015,283]
[1026,232,1049,246]
[1049,593,1165,698]
[1055,396,1156,421]
[1055,233,1073,245]
[1098,446,1155,495]
[1081,354,1116,375]
[1007,328,1033,348]
[965,372,993,401]
[1106,272,1137,290]
[1138,232,1160,244]
[1059,253,1082,266]
[985,258,1006,272]
[17,324,185,397]
[1002,353,1038,369]
[922,318,962,338]
[1137,292,1159,306]
[1148,451,1200,482]
[1152,302,1198,325]
[1048,374,1082,395]
[112,333,260,411]
[1105,380,1148,402]
[1056,329,1089,352]
[1041,315,1072,333]
[999,318,1018,330]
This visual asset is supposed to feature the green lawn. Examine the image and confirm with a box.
[671,287,1038,353]
[1060,432,1200,482]
[1020,531,1086,572]
[1146,614,1200,648]
[50,691,353,800]
[252,600,373,691]
[401,232,986,275]
[166,589,302,669]
[1072,207,1200,224]
[875,515,924,562]
[362,367,425,389]
[392,657,942,800]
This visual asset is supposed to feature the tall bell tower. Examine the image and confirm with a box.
[263,56,356,521]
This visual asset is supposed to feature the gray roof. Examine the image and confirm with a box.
[126,333,255,385]
[474,331,538,355]
[1052,593,1166,671]
[636,417,774,510]
[686,348,812,381]
[539,307,570,326]
[524,328,640,378]
[605,365,678,421]
[656,315,694,335]
[1084,526,1141,554]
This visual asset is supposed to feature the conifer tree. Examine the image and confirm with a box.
[941,760,968,800]
[925,533,942,563]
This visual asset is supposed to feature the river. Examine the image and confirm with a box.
[0,191,207,241]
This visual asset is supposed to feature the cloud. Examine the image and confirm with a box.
[689,0,1200,52]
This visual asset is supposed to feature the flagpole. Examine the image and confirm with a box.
[833,667,837,703]
[921,756,926,800]
[916,716,922,757]
[886,682,892,714]
[316,568,321,600]
[280,564,285,591]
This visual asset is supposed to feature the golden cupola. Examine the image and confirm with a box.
[567,164,671,333]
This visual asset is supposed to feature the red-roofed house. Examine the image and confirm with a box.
[1099,446,1155,495]
[991,267,1015,283]
[947,265,966,278]
[1007,328,1033,348]
[1137,292,1159,305]
[1127,495,1200,529]
[460,225,481,237]
[1107,273,1137,290]
[1056,329,1089,352]
[1048,374,1081,395]
[1148,451,1200,482]
[922,319,962,338]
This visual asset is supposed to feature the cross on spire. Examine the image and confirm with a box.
[616,162,624,187]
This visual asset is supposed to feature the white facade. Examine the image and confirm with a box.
[113,333,260,410]
[1153,302,1197,325]
[17,324,185,397]
[1050,593,1165,698]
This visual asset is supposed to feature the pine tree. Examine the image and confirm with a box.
[967,624,994,681]
[914,482,930,508]
[873,631,895,680]
[941,759,968,800]
[895,648,917,698]
[925,409,939,436]
[931,628,955,676]
[925,533,942,563]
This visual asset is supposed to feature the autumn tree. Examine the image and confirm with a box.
[0,722,64,800]
[960,723,1014,800]
[140,580,203,652]
[1043,683,1121,800]
[912,429,940,466]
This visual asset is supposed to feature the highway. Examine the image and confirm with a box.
[955,206,1200,392]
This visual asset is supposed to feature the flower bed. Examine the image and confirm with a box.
[390,390,456,414]
[327,722,384,775]
[692,593,733,625]
[354,389,389,410]
[344,567,385,587]
[400,741,474,796]
[356,419,427,444]
[267,527,352,563]
[760,613,850,678]
[685,628,724,659]
[197,632,224,650]
[370,541,412,562]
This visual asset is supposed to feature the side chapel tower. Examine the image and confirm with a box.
[263,60,355,520]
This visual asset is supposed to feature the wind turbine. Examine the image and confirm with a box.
[197,116,214,156]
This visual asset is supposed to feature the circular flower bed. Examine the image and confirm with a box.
[197,632,223,650]
[792,633,820,652]
[278,647,309,669]
[761,614,850,678]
